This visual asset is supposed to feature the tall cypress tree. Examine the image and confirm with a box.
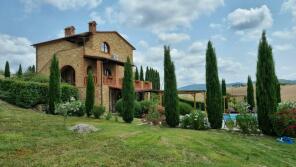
[145,67,149,81]
[85,70,95,117]
[135,67,139,80]
[256,31,278,135]
[206,41,223,129]
[4,61,10,78]
[164,46,179,127]
[247,76,255,111]
[221,79,227,110]
[48,55,61,114]
[140,66,144,81]
[276,77,281,103]
[122,57,135,123]
[17,64,22,77]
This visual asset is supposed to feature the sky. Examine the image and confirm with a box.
[0,0,296,87]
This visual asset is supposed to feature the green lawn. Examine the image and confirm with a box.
[0,100,295,167]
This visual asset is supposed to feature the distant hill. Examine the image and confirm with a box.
[179,79,296,91]
[178,82,246,91]
[279,79,296,85]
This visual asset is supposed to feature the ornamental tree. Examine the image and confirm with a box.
[85,70,95,117]
[48,55,61,114]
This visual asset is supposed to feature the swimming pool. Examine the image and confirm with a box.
[223,113,238,120]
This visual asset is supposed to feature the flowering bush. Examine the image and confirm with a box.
[273,101,296,137]
[180,111,208,130]
[55,98,84,117]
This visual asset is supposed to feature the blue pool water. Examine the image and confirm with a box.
[223,114,238,120]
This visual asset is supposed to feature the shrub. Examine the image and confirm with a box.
[134,100,142,118]
[116,99,143,118]
[225,119,235,130]
[0,78,78,108]
[272,102,296,137]
[93,105,105,119]
[48,55,61,114]
[179,102,193,115]
[236,114,258,134]
[55,99,84,117]
[105,112,112,120]
[146,104,161,125]
[140,100,155,114]
[180,111,208,130]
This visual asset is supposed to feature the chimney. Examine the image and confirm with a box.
[89,21,97,33]
[64,26,75,37]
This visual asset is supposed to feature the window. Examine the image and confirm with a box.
[100,42,110,53]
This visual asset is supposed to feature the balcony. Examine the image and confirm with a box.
[103,76,152,91]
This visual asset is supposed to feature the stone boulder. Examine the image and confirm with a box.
[69,124,98,133]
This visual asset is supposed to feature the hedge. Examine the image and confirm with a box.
[0,79,79,108]
[178,98,205,111]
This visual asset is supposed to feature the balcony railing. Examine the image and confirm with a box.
[102,76,152,91]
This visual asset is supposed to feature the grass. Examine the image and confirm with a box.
[0,100,296,167]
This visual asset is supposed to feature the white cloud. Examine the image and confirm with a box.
[156,32,190,43]
[90,11,106,25]
[274,44,294,51]
[22,0,102,12]
[211,34,227,41]
[227,5,272,30]
[134,40,244,87]
[282,0,296,20]
[115,0,224,33]
[0,34,35,72]
[227,5,273,40]
[272,26,296,39]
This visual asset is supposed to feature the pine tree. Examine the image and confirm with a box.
[221,79,227,110]
[140,66,144,81]
[276,77,281,103]
[164,46,179,127]
[4,61,10,78]
[85,70,95,117]
[206,41,223,129]
[122,57,135,123]
[247,76,255,111]
[256,31,278,135]
[48,55,61,114]
[17,64,22,77]
[135,67,139,80]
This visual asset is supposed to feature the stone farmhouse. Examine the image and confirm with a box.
[33,21,152,111]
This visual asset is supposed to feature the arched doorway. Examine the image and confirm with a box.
[61,65,75,85]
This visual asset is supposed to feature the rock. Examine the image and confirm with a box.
[69,124,98,133]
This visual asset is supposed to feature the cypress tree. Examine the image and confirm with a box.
[17,64,22,77]
[122,57,135,123]
[221,79,227,110]
[145,67,149,81]
[85,70,95,117]
[164,46,179,127]
[135,67,139,80]
[4,61,10,78]
[256,31,278,135]
[206,41,223,129]
[48,55,61,114]
[247,76,255,111]
[140,66,144,81]
[276,77,281,103]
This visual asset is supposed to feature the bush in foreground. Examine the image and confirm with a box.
[180,111,208,130]
[55,99,84,117]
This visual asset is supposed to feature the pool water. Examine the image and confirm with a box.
[223,114,238,120]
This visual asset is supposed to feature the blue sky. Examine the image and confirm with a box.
[0,0,296,87]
